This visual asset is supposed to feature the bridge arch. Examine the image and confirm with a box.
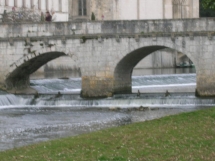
[113,43,197,94]
[5,51,69,91]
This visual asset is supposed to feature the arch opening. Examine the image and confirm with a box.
[114,45,196,94]
[31,55,81,80]
[6,52,67,92]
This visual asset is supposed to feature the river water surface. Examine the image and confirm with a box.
[1,68,214,151]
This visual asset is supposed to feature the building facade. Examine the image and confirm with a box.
[0,0,200,23]
[0,0,69,21]
[69,0,199,20]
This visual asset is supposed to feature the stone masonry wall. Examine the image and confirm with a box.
[0,19,215,97]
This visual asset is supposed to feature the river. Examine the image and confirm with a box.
[1,67,214,151]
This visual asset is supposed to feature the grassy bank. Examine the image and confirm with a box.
[1,108,215,161]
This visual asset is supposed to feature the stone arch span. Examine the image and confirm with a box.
[113,45,196,94]
[6,51,67,91]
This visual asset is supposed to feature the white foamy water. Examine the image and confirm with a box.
[30,74,196,94]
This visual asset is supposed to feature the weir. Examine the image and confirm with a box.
[0,18,215,97]
[0,74,209,108]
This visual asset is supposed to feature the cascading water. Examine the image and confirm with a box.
[0,94,20,107]
[25,73,213,108]
[0,73,202,108]
[30,78,82,94]
[0,72,214,151]
[132,73,196,93]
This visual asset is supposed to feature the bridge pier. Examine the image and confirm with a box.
[196,72,215,97]
[81,76,115,98]
[5,77,29,90]
[114,74,132,94]
[113,82,132,94]
[81,76,133,98]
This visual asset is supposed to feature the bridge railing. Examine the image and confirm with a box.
[0,18,214,39]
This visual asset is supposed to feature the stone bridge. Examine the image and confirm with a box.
[0,18,215,97]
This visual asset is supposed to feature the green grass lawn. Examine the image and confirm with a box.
[1,108,215,161]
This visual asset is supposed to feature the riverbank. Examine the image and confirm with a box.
[0,107,215,161]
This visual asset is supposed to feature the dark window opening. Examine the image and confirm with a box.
[78,0,87,16]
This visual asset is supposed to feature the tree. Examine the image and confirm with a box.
[201,0,215,10]
[91,12,95,21]
[200,0,215,17]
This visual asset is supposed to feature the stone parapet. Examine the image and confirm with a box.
[0,18,214,38]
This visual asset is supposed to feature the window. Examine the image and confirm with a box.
[78,0,87,16]
[173,0,189,19]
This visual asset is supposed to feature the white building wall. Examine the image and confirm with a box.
[25,0,31,8]
[47,0,52,11]
[62,0,68,12]
[112,0,164,20]
[32,0,37,8]
[139,0,164,19]
[116,0,138,20]
[0,0,3,5]
[52,0,58,12]
[69,0,199,20]
[18,0,23,7]
[9,0,15,6]
[164,0,173,19]
[192,0,199,18]
[41,1,46,10]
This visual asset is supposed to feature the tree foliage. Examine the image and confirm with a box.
[200,0,215,17]
[201,0,215,10]
[91,12,95,21]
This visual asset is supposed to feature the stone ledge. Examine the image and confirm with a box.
[0,31,213,43]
